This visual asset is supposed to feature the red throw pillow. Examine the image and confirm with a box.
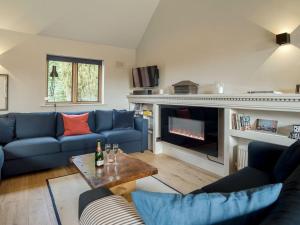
[62,113,92,136]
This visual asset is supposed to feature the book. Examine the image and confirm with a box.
[231,113,237,129]
[232,113,251,130]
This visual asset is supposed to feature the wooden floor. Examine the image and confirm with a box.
[131,151,220,194]
[0,151,219,225]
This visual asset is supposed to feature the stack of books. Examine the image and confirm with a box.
[232,113,251,131]
[143,110,153,117]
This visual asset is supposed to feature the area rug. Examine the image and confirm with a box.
[47,173,180,225]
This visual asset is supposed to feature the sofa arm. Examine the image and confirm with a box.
[0,146,4,180]
[248,141,287,172]
[134,117,148,152]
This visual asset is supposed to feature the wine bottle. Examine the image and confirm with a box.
[95,139,104,167]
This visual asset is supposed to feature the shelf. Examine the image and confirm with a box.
[144,115,153,119]
[229,129,295,147]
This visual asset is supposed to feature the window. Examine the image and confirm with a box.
[47,55,102,103]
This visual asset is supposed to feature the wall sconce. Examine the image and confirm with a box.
[276,33,291,45]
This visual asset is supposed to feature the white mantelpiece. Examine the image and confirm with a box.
[128,94,300,112]
[128,94,300,177]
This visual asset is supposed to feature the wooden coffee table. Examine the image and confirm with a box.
[71,152,158,201]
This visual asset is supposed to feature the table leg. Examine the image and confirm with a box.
[109,181,136,202]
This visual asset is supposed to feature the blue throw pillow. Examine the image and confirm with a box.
[273,140,300,182]
[113,110,134,129]
[95,110,113,132]
[132,183,282,225]
[0,117,15,144]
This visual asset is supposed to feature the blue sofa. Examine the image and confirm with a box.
[0,110,148,178]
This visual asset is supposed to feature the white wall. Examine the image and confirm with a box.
[136,0,300,94]
[0,34,135,113]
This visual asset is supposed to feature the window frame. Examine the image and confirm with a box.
[46,55,103,104]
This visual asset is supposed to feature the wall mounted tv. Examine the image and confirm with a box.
[132,65,159,88]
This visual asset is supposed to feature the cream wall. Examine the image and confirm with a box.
[136,0,300,94]
[0,34,135,113]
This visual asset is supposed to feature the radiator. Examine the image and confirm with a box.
[237,145,248,170]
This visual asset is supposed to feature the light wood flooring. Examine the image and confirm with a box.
[131,151,220,194]
[0,151,220,225]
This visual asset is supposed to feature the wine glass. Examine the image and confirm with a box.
[112,144,119,165]
[105,144,113,164]
[114,164,120,180]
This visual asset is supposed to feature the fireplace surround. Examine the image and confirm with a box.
[128,94,300,176]
[160,105,219,157]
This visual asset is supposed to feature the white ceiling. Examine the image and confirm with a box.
[0,0,160,49]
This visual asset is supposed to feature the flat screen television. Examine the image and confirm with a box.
[132,65,159,88]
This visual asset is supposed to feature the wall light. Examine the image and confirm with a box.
[276,33,291,45]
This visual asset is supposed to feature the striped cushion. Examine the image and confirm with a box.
[80,195,145,225]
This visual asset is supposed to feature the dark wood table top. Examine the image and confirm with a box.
[71,152,158,189]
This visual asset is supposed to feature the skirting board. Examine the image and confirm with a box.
[161,142,225,177]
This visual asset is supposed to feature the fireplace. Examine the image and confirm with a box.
[160,105,219,157]
[169,117,205,141]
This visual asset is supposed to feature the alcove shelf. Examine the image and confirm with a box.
[229,129,295,147]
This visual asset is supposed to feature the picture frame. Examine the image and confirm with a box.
[293,125,300,133]
[0,74,8,111]
[289,125,300,140]
[296,84,300,94]
[256,119,278,133]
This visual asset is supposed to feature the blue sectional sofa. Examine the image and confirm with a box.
[0,110,147,178]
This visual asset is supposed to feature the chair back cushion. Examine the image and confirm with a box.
[132,183,282,225]
[113,110,134,129]
[62,113,92,136]
[260,164,300,225]
[15,112,56,139]
[95,110,113,132]
[273,140,300,182]
[56,111,95,137]
[0,117,15,144]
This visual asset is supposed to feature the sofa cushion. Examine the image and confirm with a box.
[0,117,15,144]
[62,113,92,136]
[192,167,272,194]
[15,112,56,139]
[0,146,4,180]
[95,110,113,132]
[101,129,141,144]
[132,184,282,225]
[273,140,300,182]
[57,111,95,137]
[113,110,135,129]
[79,187,113,218]
[80,195,144,225]
[3,137,60,160]
[58,133,105,152]
[260,164,300,225]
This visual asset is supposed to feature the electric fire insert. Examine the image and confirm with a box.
[160,105,219,157]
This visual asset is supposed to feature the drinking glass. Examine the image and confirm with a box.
[114,165,120,180]
[104,144,113,164]
[112,144,119,165]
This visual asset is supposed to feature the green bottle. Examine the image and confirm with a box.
[95,140,104,167]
